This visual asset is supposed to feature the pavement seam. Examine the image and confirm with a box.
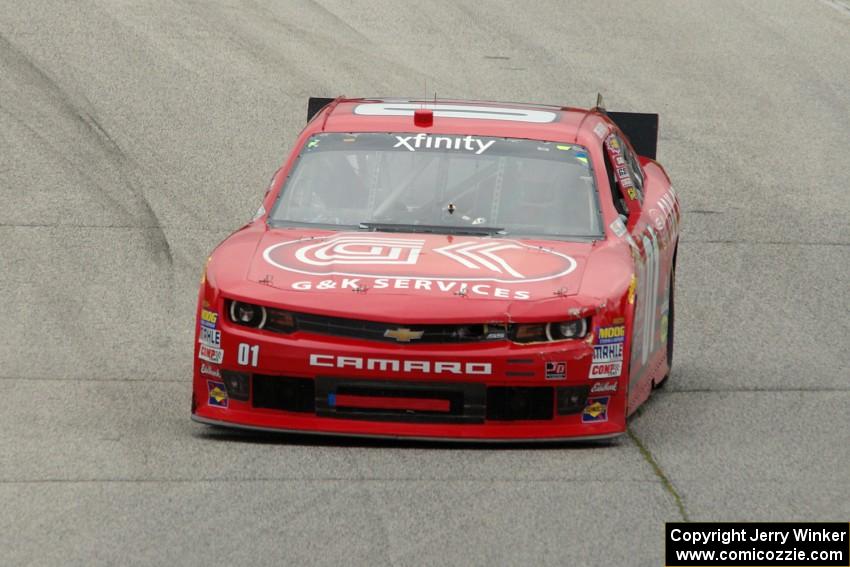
[627,428,690,522]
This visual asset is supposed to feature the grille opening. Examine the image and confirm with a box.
[316,378,486,424]
[556,386,590,415]
[486,387,554,421]
[285,310,508,344]
[252,375,315,412]
[334,384,464,415]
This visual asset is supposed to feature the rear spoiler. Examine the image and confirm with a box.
[308,96,659,159]
[606,111,659,160]
[307,97,335,122]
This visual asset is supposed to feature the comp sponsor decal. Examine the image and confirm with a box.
[309,354,491,376]
[200,309,218,329]
[199,327,221,347]
[545,361,567,381]
[589,361,622,379]
[582,396,609,423]
[596,325,625,345]
[207,380,228,408]
[590,379,618,394]
[198,344,224,364]
[593,343,623,364]
[265,234,577,299]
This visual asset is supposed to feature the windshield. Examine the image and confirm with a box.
[269,133,602,239]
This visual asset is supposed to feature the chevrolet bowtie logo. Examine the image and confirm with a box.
[384,328,425,342]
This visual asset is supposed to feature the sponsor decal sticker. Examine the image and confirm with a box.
[199,327,221,347]
[199,344,224,364]
[200,363,221,378]
[589,361,622,379]
[593,122,608,139]
[596,325,625,345]
[545,361,567,381]
[393,133,495,155]
[200,309,218,329]
[207,380,228,408]
[591,380,618,394]
[593,343,623,364]
[582,396,609,423]
[266,234,578,300]
[610,217,627,238]
[628,275,637,305]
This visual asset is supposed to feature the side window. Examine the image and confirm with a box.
[604,133,642,212]
[604,148,629,217]
[622,142,644,200]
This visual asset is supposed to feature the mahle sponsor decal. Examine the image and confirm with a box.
[309,354,491,375]
[199,327,221,347]
[592,343,623,364]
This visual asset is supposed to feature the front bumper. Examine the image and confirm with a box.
[192,318,628,441]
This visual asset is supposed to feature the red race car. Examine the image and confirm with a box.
[191,97,680,441]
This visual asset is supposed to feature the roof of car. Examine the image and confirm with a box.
[312,97,600,143]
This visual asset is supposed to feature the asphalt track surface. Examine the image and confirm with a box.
[1,1,849,565]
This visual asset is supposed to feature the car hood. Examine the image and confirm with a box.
[241,229,596,320]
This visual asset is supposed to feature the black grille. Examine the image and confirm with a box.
[252,375,315,412]
[556,386,590,415]
[292,312,507,344]
[316,378,486,424]
[486,387,554,421]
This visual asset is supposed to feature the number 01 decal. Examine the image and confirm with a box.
[237,343,259,367]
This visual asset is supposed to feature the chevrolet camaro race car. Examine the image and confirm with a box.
[191,97,681,441]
